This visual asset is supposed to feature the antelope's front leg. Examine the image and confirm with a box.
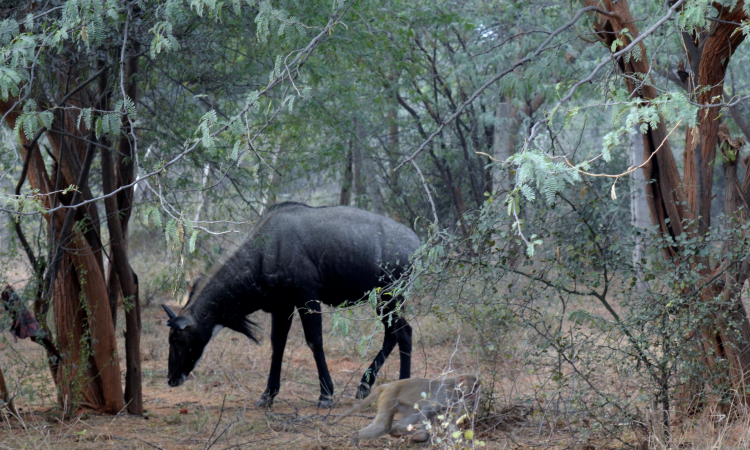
[257,310,293,408]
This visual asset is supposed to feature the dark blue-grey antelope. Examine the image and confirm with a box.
[162,202,419,408]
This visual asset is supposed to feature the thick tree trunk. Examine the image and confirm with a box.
[586,0,750,408]
[53,248,124,413]
[1,93,125,414]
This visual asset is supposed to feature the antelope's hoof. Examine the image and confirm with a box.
[256,392,275,408]
[352,433,361,446]
[355,382,371,399]
[317,395,334,409]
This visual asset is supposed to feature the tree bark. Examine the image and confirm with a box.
[352,121,384,213]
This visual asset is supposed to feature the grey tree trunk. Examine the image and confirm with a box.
[340,145,353,206]
[630,128,651,292]
[493,102,523,268]
[493,102,519,194]
[353,121,384,213]
[194,163,210,222]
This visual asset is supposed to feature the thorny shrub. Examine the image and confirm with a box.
[401,179,750,448]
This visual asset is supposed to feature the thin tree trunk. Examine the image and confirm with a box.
[0,364,17,416]
[386,73,400,188]
[102,145,142,414]
[493,101,521,262]
[107,266,120,327]
[340,143,353,206]
[630,128,650,292]
[352,120,383,212]
[194,164,211,220]
[113,35,143,414]
[266,143,283,207]
[493,102,519,195]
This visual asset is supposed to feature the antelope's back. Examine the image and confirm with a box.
[250,203,420,303]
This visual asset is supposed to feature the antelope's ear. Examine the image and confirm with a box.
[167,315,194,330]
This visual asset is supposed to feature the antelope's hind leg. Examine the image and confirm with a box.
[357,298,407,399]
[299,300,335,408]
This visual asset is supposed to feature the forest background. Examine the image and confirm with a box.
[3,0,750,448]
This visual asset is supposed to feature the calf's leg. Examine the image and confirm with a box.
[352,408,397,445]
[390,415,430,443]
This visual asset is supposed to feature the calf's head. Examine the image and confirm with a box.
[163,304,214,387]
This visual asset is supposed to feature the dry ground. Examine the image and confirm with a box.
[0,300,519,450]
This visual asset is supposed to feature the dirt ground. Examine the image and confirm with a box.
[0,301,521,450]
[6,300,750,449]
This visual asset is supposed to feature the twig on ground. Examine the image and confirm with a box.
[137,436,166,450]
[204,394,227,450]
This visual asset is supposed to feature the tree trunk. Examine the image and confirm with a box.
[386,73,400,188]
[193,164,211,219]
[340,144,353,206]
[112,37,143,414]
[0,364,17,416]
[586,0,750,407]
[493,102,519,195]
[102,145,142,414]
[630,128,651,292]
[265,143,284,209]
[352,121,384,213]
[1,93,125,415]
[107,265,120,328]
